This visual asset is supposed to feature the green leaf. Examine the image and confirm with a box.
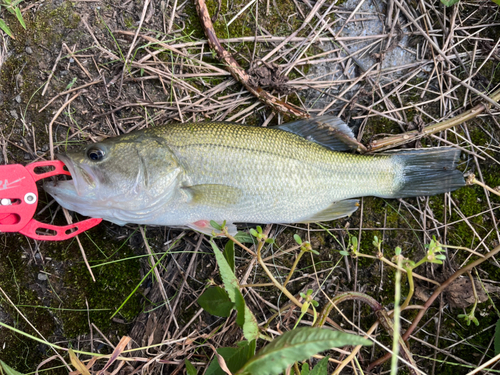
[224,240,235,272]
[185,359,198,375]
[13,7,25,29]
[0,19,13,38]
[440,0,459,5]
[300,363,310,375]
[492,0,500,6]
[206,341,256,375]
[310,357,329,375]
[236,328,371,375]
[294,234,302,245]
[495,319,500,355]
[234,231,255,244]
[339,251,349,256]
[66,77,77,90]
[210,220,222,231]
[211,241,259,341]
[0,360,25,375]
[198,286,234,317]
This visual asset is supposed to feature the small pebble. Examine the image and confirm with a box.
[25,46,33,54]
[15,95,21,103]
[69,58,74,63]
[10,110,18,119]
[37,273,48,281]
[41,144,49,152]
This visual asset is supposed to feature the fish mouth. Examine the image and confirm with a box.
[54,154,96,196]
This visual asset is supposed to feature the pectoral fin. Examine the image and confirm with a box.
[299,199,360,223]
[183,184,242,208]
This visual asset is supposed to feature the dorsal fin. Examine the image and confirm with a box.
[275,115,363,152]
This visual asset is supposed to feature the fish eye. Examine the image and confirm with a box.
[87,147,105,162]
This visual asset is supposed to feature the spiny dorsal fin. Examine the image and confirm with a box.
[275,115,362,152]
[298,199,360,223]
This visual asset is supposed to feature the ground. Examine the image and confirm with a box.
[0,0,499,374]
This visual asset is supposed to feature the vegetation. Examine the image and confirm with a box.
[0,0,499,373]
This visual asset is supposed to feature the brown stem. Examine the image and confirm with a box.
[367,87,500,152]
[317,292,418,374]
[368,243,500,370]
[195,0,309,119]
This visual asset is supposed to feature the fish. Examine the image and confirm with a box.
[44,116,465,235]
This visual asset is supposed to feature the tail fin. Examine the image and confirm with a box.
[387,147,465,198]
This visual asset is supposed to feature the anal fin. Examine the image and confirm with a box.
[299,199,360,223]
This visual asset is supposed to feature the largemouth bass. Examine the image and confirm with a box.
[44,116,465,235]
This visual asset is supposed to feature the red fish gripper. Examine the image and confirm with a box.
[0,160,102,241]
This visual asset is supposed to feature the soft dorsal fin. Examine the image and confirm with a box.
[275,115,361,152]
[298,199,360,223]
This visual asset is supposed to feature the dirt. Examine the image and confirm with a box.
[0,0,498,374]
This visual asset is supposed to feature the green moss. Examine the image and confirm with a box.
[0,227,142,372]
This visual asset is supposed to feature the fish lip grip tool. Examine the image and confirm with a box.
[0,160,102,241]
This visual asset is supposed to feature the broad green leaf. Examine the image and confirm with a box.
[210,220,222,231]
[440,0,459,5]
[13,7,25,29]
[234,231,255,244]
[206,341,256,375]
[300,363,310,375]
[211,241,259,341]
[185,359,198,375]
[237,328,371,375]
[310,357,329,375]
[492,0,500,6]
[224,240,235,272]
[0,19,13,38]
[0,360,24,375]
[495,319,500,355]
[198,286,234,317]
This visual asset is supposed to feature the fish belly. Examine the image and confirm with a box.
[150,123,400,225]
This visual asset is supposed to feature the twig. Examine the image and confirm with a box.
[41,48,63,96]
[194,0,309,119]
[368,87,500,152]
[466,173,500,197]
[368,243,500,370]
[48,91,82,160]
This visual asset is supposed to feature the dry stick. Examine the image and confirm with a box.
[140,227,169,303]
[62,208,95,282]
[41,48,63,97]
[368,87,500,152]
[194,0,368,152]
[466,174,500,197]
[39,80,101,113]
[48,91,82,160]
[368,243,500,370]
[194,0,308,119]
[118,0,150,98]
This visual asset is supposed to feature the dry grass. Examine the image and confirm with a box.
[1,0,500,373]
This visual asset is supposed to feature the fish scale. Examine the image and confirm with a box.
[44,117,465,234]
